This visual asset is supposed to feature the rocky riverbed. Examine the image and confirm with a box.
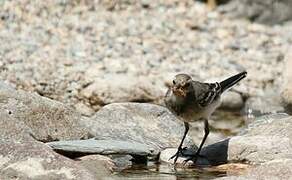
[1,0,292,179]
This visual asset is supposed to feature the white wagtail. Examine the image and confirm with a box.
[164,71,247,165]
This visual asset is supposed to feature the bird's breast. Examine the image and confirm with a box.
[179,97,221,122]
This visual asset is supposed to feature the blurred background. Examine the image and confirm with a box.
[0,0,292,179]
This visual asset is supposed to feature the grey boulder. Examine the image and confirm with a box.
[0,81,88,142]
[81,103,193,151]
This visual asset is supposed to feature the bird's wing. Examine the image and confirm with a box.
[196,82,221,107]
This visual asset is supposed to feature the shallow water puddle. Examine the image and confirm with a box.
[115,163,228,179]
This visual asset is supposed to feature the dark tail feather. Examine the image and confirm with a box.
[220,71,247,93]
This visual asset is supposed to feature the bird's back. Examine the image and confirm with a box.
[180,81,221,121]
[165,81,220,122]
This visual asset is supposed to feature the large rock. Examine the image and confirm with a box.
[221,0,292,24]
[81,103,194,151]
[0,81,88,142]
[0,141,97,180]
[0,97,109,180]
[76,155,115,179]
[228,113,292,164]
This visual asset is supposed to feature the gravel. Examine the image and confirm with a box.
[0,0,291,113]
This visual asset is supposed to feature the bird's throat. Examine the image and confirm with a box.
[172,91,186,105]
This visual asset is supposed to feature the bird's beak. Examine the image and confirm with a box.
[172,86,187,97]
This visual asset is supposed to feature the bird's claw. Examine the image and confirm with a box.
[182,156,198,166]
[169,147,188,164]
[182,153,207,166]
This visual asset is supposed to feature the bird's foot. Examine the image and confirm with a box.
[182,153,207,166]
[169,147,188,164]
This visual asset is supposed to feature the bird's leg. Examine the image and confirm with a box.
[170,122,189,164]
[183,119,209,164]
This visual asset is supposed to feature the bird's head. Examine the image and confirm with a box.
[171,74,192,98]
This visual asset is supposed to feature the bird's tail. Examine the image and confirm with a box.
[220,71,247,93]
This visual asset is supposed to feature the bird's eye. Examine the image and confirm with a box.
[185,82,190,87]
[173,80,176,84]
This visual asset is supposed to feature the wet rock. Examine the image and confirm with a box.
[0,81,89,142]
[81,103,194,151]
[281,49,292,115]
[212,163,251,176]
[0,141,96,180]
[218,159,292,180]
[76,155,115,178]
[110,155,133,170]
[47,139,157,157]
[221,0,292,25]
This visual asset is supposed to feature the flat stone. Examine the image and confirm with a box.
[47,139,157,156]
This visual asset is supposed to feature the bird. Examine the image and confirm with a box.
[164,71,247,165]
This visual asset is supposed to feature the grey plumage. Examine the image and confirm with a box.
[164,71,247,165]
